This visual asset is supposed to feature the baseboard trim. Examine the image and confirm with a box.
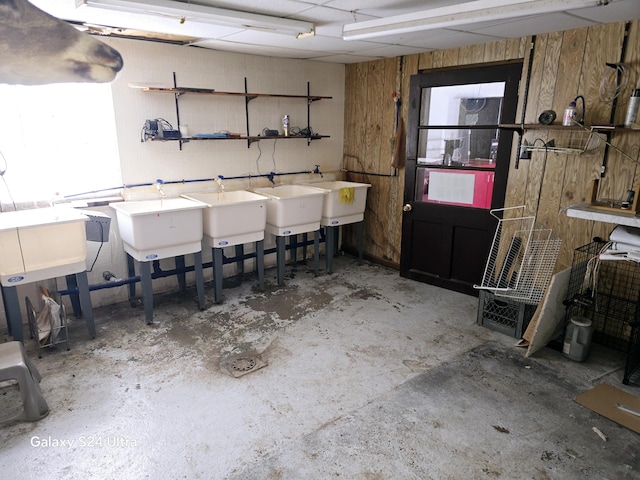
[341,247,399,271]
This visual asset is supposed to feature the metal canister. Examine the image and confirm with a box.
[562,101,577,126]
[624,89,640,127]
[562,316,593,362]
[282,114,289,136]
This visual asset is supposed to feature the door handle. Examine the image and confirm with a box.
[403,203,412,212]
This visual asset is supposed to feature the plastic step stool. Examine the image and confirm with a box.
[0,341,49,422]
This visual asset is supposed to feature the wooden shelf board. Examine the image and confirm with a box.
[501,123,638,132]
[140,86,331,100]
[148,135,329,142]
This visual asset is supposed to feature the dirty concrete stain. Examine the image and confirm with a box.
[402,359,432,372]
[349,288,382,301]
[75,268,341,378]
[242,285,333,322]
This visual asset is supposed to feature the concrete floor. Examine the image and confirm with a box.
[0,255,638,479]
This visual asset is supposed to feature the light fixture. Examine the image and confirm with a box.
[342,0,611,41]
[78,0,315,37]
[296,27,316,40]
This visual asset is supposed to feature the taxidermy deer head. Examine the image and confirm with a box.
[0,0,123,85]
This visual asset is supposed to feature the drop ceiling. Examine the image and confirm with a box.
[37,0,640,64]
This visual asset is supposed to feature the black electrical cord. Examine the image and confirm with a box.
[255,140,264,173]
[573,95,586,125]
[86,223,105,273]
[528,138,550,215]
[255,132,277,174]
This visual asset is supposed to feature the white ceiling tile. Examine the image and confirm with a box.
[568,0,640,24]
[191,38,327,60]
[470,13,598,38]
[312,53,391,64]
[353,44,434,58]
[176,0,315,17]
[323,0,459,18]
[33,0,640,64]
[217,29,348,53]
[358,28,505,50]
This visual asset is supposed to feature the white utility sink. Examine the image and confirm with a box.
[303,181,371,226]
[251,185,326,236]
[0,207,89,286]
[181,190,267,248]
[110,198,206,262]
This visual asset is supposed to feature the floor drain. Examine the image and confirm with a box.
[220,351,267,378]
[232,357,256,372]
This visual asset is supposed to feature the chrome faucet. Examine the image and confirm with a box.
[155,179,165,197]
[216,175,225,192]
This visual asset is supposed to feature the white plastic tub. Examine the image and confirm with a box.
[181,190,267,247]
[303,181,371,226]
[0,207,88,286]
[110,198,206,261]
[251,185,326,236]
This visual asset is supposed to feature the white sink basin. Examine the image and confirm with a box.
[303,181,371,226]
[0,207,88,286]
[251,185,326,236]
[111,198,206,261]
[181,190,267,247]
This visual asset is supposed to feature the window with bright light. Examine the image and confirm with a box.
[0,82,121,207]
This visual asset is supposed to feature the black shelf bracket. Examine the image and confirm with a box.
[142,75,329,150]
[172,71,184,151]
[245,77,252,148]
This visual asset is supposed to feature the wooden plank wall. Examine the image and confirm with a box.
[343,20,640,273]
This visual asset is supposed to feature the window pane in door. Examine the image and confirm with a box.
[420,82,506,126]
[418,128,500,167]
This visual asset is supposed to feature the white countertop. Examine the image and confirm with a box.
[0,206,88,231]
[565,203,640,227]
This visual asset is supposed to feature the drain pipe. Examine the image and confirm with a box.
[218,168,320,184]
[341,154,397,177]
[64,169,324,199]
[57,230,327,296]
[63,178,218,199]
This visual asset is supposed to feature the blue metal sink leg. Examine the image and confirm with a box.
[140,261,153,324]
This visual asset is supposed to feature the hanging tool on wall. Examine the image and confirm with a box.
[393,91,400,131]
[391,91,405,168]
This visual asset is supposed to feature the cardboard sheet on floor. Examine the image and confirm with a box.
[575,383,640,434]
[524,267,571,357]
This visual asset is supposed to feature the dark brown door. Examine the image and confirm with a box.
[400,62,522,296]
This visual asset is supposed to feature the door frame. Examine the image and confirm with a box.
[400,61,523,295]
